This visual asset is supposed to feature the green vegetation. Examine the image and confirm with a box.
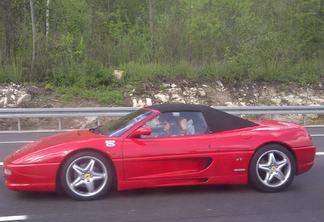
[0,0,323,104]
[55,86,124,105]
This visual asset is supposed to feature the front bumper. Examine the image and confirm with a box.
[3,162,60,192]
[293,145,316,175]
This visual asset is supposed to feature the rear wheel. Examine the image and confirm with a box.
[249,144,296,192]
[60,151,114,200]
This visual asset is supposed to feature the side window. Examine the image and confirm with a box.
[142,111,209,138]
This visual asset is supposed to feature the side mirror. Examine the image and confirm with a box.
[131,126,152,138]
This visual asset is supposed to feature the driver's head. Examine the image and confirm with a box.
[179,118,188,130]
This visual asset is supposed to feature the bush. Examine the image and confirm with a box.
[52,61,115,88]
[56,86,123,105]
[0,59,23,83]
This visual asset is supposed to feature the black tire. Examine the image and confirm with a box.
[249,144,296,192]
[59,150,114,200]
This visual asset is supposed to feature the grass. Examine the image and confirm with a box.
[1,59,322,86]
[55,86,124,105]
[120,58,324,85]
[1,58,323,105]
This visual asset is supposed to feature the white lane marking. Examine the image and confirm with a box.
[0,141,34,144]
[0,129,73,134]
[306,125,324,128]
[311,134,324,137]
[0,215,28,221]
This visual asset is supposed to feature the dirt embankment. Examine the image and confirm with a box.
[0,81,323,131]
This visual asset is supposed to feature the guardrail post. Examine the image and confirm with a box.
[302,114,306,125]
[96,117,100,126]
[17,118,21,131]
[58,118,62,130]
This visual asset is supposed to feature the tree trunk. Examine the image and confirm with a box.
[148,0,154,61]
[29,0,36,76]
[1,0,14,62]
[45,0,50,44]
[106,0,110,11]
[188,0,192,63]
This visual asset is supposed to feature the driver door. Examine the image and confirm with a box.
[122,111,213,182]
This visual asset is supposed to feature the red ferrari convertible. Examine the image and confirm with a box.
[3,104,316,200]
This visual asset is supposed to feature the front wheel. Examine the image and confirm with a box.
[249,144,296,192]
[60,151,114,200]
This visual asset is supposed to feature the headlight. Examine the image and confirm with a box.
[4,168,12,176]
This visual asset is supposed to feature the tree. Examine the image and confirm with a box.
[0,0,14,62]
[45,0,50,44]
[148,0,154,61]
[29,0,36,76]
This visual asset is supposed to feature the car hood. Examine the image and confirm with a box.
[4,130,104,164]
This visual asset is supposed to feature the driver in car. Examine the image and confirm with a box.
[179,117,195,135]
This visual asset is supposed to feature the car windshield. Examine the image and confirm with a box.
[97,109,153,137]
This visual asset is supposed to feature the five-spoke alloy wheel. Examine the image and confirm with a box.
[60,151,114,200]
[249,144,296,192]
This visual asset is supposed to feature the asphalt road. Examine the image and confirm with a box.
[0,129,323,222]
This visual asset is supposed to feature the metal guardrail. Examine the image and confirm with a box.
[0,106,323,117]
[0,107,136,118]
[218,106,324,115]
[0,105,323,131]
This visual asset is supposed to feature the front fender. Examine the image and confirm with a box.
[10,138,123,165]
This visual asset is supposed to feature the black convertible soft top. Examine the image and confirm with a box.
[148,104,257,133]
